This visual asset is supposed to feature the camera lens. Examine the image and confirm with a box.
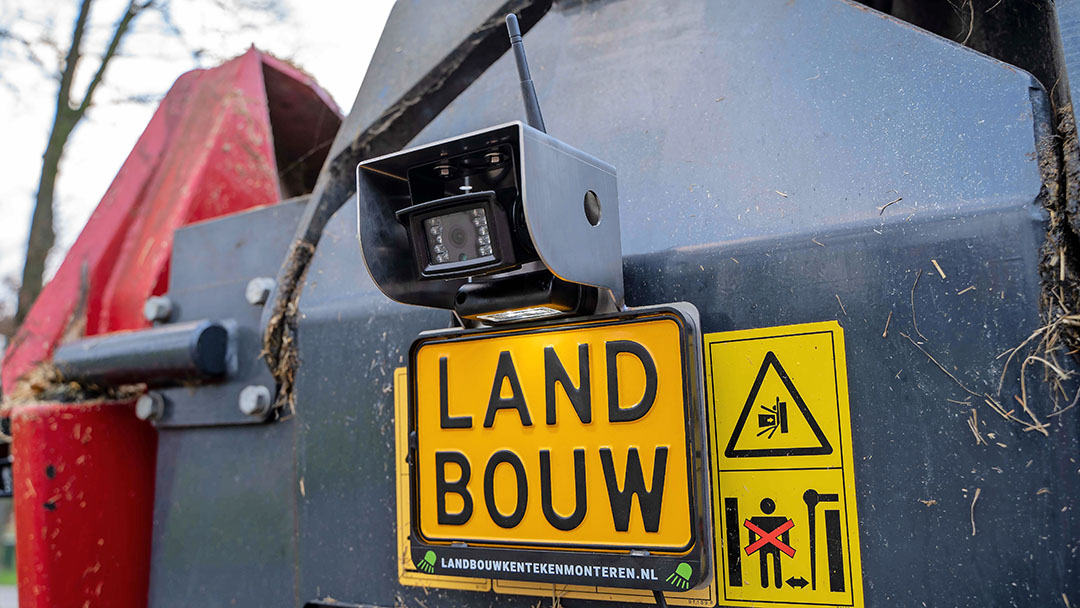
[425,205,492,267]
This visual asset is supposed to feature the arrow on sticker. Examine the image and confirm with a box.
[786,576,809,589]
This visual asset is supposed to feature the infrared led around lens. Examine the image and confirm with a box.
[424,206,490,268]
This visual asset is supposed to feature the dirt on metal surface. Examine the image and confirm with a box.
[1,362,145,418]
[1039,107,1080,345]
[1026,104,1080,415]
[262,239,314,413]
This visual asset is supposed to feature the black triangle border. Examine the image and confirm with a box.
[723,351,833,458]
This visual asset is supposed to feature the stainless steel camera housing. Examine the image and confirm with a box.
[357,121,622,317]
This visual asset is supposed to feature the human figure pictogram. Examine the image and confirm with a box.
[745,497,793,589]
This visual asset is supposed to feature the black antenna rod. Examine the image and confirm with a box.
[505,14,546,133]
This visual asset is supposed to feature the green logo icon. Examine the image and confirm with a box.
[666,562,692,590]
[417,550,436,573]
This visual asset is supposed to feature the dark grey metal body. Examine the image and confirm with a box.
[145,1,1079,607]
[152,200,306,428]
[147,201,306,604]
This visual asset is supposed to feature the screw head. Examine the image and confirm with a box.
[245,277,276,306]
[135,392,165,421]
[238,385,272,417]
[143,296,173,323]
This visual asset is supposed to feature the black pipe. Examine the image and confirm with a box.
[53,320,229,388]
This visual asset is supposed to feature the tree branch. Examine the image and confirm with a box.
[0,26,54,78]
[57,0,93,118]
[73,0,152,119]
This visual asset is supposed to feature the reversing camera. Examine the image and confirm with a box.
[357,120,621,324]
[399,189,514,279]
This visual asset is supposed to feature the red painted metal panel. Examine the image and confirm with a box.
[1,69,200,395]
[2,49,341,395]
[0,49,341,608]
[93,49,280,334]
[12,401,157,608]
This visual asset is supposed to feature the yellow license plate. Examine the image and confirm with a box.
[408,311,700,555]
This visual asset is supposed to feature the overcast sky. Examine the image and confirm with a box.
[0,0,396,310]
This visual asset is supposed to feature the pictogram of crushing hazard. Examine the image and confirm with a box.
[724,351,832,458]
[705,321,864,608]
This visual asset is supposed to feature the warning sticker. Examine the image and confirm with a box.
[724,351,832,459]
[705,321,863,608]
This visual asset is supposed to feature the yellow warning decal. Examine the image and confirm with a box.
[394,367,490,591]
[704,321,863,608]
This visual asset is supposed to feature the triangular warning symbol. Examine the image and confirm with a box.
[724,351,832,458]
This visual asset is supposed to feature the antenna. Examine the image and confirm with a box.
[505,14,546,133]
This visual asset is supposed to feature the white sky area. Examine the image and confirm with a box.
[0,0,396,310]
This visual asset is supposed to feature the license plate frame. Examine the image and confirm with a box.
[405,304,712,591]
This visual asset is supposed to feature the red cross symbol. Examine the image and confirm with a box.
[743,518,796,557]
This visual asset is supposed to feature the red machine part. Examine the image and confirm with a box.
[2,49,341,608]
[2,48,341,394]
[12,401,156,608]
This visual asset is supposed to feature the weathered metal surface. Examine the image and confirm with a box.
[1061,0,1080,110]
[156,198,306,428]
[331,0,542,162]
[148,420,297,608]
[289,0,1077,606]
[1,49,340,397]
[13,401,156,608]
[91,50,280,336]
[145,203,308,606]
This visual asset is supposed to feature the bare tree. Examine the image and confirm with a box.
[11,0,153,328]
